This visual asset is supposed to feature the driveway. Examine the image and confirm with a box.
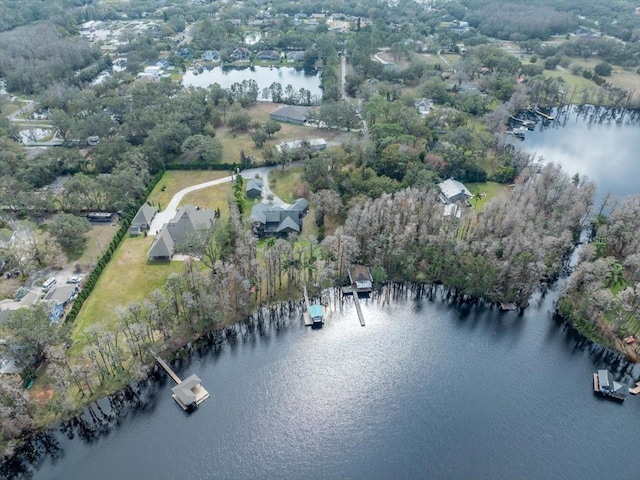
[148,164,300,236]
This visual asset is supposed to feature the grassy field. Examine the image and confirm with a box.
[66,224,119,265]
[217,102,346,165]
[268,166,304,203]
[466,181,510,210]
[180,181,235,215]
[70,235,182,352]
[147,170,230,208]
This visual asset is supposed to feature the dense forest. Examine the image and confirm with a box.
[559,195,640,357]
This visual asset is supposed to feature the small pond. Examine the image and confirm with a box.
[182,65,322,102]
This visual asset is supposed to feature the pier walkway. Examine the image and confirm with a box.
[151,351,182,384]
[150,351,210,410]
[302,285,313,326]
[352,293,365,327]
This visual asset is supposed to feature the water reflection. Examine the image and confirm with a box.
[523,105,640,203]
[181,65,322,102]
[7,284,640,480]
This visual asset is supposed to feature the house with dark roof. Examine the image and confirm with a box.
[250,199,309,237]
[246,178,264,198]
[257,50,281,61]
[130,203,158,235]
[202,50,221,62]
[269,105,314,125]
[285,50,305,62]
[290,198,309,216]
[230,47,251,61]
[348,265,373,291]
[148,205,215,261]
[438,178,472,204]
[414,98,433,117]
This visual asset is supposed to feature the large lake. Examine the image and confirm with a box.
[522,105,640,203]
[182,66,322,102]
[6,107,640,479]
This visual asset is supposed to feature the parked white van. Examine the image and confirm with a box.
[42,277,57,291]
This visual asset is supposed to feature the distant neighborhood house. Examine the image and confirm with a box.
[201,50,221,62]
[285,50,305,62]
[414,98,433,117]
[148,204,216,261]
[230,47,251,61]
[270,105,315,125]
[276,138,327,153]
[257,50,280,61]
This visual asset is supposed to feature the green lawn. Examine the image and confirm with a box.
[70,235,182,351]
[147,170,230,209]
[180,181,236,216]
[466,181,510,210]
[268,166,304,203]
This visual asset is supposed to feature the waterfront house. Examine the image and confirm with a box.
[348,265,373,292]
[257,50,281,61]
[201,50,221,62]
[230,47,251,61]
[438,178,472,204]
[285,50,305,62]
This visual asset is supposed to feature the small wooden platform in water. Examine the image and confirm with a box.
[151,351,210,411]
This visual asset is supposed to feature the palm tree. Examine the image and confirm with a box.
[605,261,626,289]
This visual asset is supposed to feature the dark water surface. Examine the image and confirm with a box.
[10,107,640,479]
[20,290,640,480]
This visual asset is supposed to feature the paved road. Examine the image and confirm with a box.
[6,99,36,121]
[148,164,297,236]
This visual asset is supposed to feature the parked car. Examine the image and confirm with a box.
[66,276,82,284]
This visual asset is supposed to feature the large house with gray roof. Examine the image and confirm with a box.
[148,205,216,261]
[438,178,472,204]
[250,199,309,238]
[269,105,315,125]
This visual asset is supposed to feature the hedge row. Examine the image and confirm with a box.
[165,162,239,171]
[65,171,165,324]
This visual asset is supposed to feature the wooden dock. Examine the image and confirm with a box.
[352,292,365,326]
[534,109,554,121]
[151,351,210,410]
[153,353,182,384]
[629,381,640,395]
[302,285,313,326]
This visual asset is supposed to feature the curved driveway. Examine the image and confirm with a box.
[148,164,296,236]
